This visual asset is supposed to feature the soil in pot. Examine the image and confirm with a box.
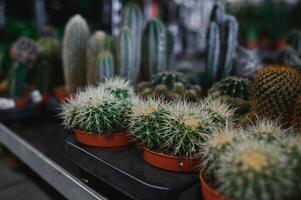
[143,148,199,173]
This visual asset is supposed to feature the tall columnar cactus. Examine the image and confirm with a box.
[292,94,301,133]
[117,28,136,83]
[120,3,143,83]
[7,37,38,98]
[95,51,114,83]
[142,18,167,81]
[217,140,293,200]
[63,15,90,93]
[86,31,107,84]
[287,30,301,57]
[251,65,301,126]
[206,4,238,87]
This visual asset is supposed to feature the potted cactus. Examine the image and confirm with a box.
[130,97,234,172]
[61,78,134,148]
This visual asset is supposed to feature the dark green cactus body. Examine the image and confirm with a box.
[36,37,61,61]
[291,94,301,133]
[120,3,143,83]
[166,29,175,70]
[6,63,27,99]
[252,65,301,126]
[287,30,301,57]
[96,51,114,83]
[210,4,224,25]
[142,18,167,81]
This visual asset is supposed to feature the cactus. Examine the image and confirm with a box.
[137,71,202,101]
[120,3,143,83]
[291,94,301,133]
[217,140,293,200]
[95,51,114,83]
[7,37,38,98]
[166,29,176,70]
[206,4,238,87]
[35,36,61,93]
[287,30,301,57]
[102,77,135,100]
[278,46,301,71]
[142,18,167,81]
[117,28,137,83]
[62,15,90,93]
[61,81,134,134]
[251,65,301,126]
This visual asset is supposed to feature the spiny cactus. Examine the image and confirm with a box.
[95,51,114,83]
[206,4,238,87]
[63,15,90,93]
[137,71,202,101]
[278,46,301,71]
[120,3,143,83]
[291,94,301,133]
[142,18,167,81]
[251,65,301,126]
[117,28,137,83]
[61,84,133,134]
[287,30,301,57]
[217,140,293,200]
[102,77,135,100]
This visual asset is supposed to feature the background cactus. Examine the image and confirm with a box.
[137,71,202,101]
[61,80,134,134]
[278,46,301,71]
[62,15,90,93]
[217,140,293,200]
[102,77,135,100]
[120,3,143,83]
[206,4,238,87]
[291,94,301,133]
[287,30,301,57]
[142,18,167,81]
[251,65,301,126]
[95,51,114,83]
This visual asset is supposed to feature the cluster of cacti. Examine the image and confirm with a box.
[291,94,301,133]
[206,4,238,87]
[137,71,202,101]
[279,30,301,71]
[251,65,301,126]
[208,76,251,115]
[142,18,167,81]
[7,37,38,99]
[61,78,134,134]
[62,14,90,93]
[130,97,235,157]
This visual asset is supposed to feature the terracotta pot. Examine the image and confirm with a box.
[143,148,198,172]
[53,86,71,102]
[14,96,30,108]
[75,129,131,148]
[274,38,286,50]
[200,173,227,200]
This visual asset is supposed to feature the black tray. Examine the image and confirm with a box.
[65,135,199,200]
[0,103,46,121]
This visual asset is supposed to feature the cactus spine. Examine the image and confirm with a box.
[117,28,135,82]
[142,18,167,81]
[206,4,238,87]
[120,3,143,83]
[63,15,90,93]
[96,51,114,83]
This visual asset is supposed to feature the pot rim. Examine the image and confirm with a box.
[143,147,197,160]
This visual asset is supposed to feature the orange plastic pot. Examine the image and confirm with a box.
[143,148,198,172]
[200,173,227,200]
[14,96,30,108]
[53,86,71,102]
[75,129,131,148]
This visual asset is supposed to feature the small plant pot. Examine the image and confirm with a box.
[200,173,227,200]
[143,148,198,172]
[53,86,71,102]
[14,96,30,108]
[75,129,131,148]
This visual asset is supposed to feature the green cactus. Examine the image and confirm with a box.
[95,51,114,83]
[206,4,238,87]
[102,77,135,100]
[251,65,301,126]
[137,71,202,101]
[142,18,167,81]
[36,37,61,61]
[62,15,90,93]
[291,94,301,133]
[278,46,301,71]
[61,79,134,134]
[120,3,143,83]
[6,63,28,99]
[217,140,293,200]
[166,29,175,70]
[117,28,137,83]
[287,30,301,57]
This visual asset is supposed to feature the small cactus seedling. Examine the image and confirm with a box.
[217,140,293,200]
[291,94,301,133]
[62,15,90,93]
[142,18,167,81]
[95,51,115,83]
[61,84,133,134]
[251,65,301,126]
